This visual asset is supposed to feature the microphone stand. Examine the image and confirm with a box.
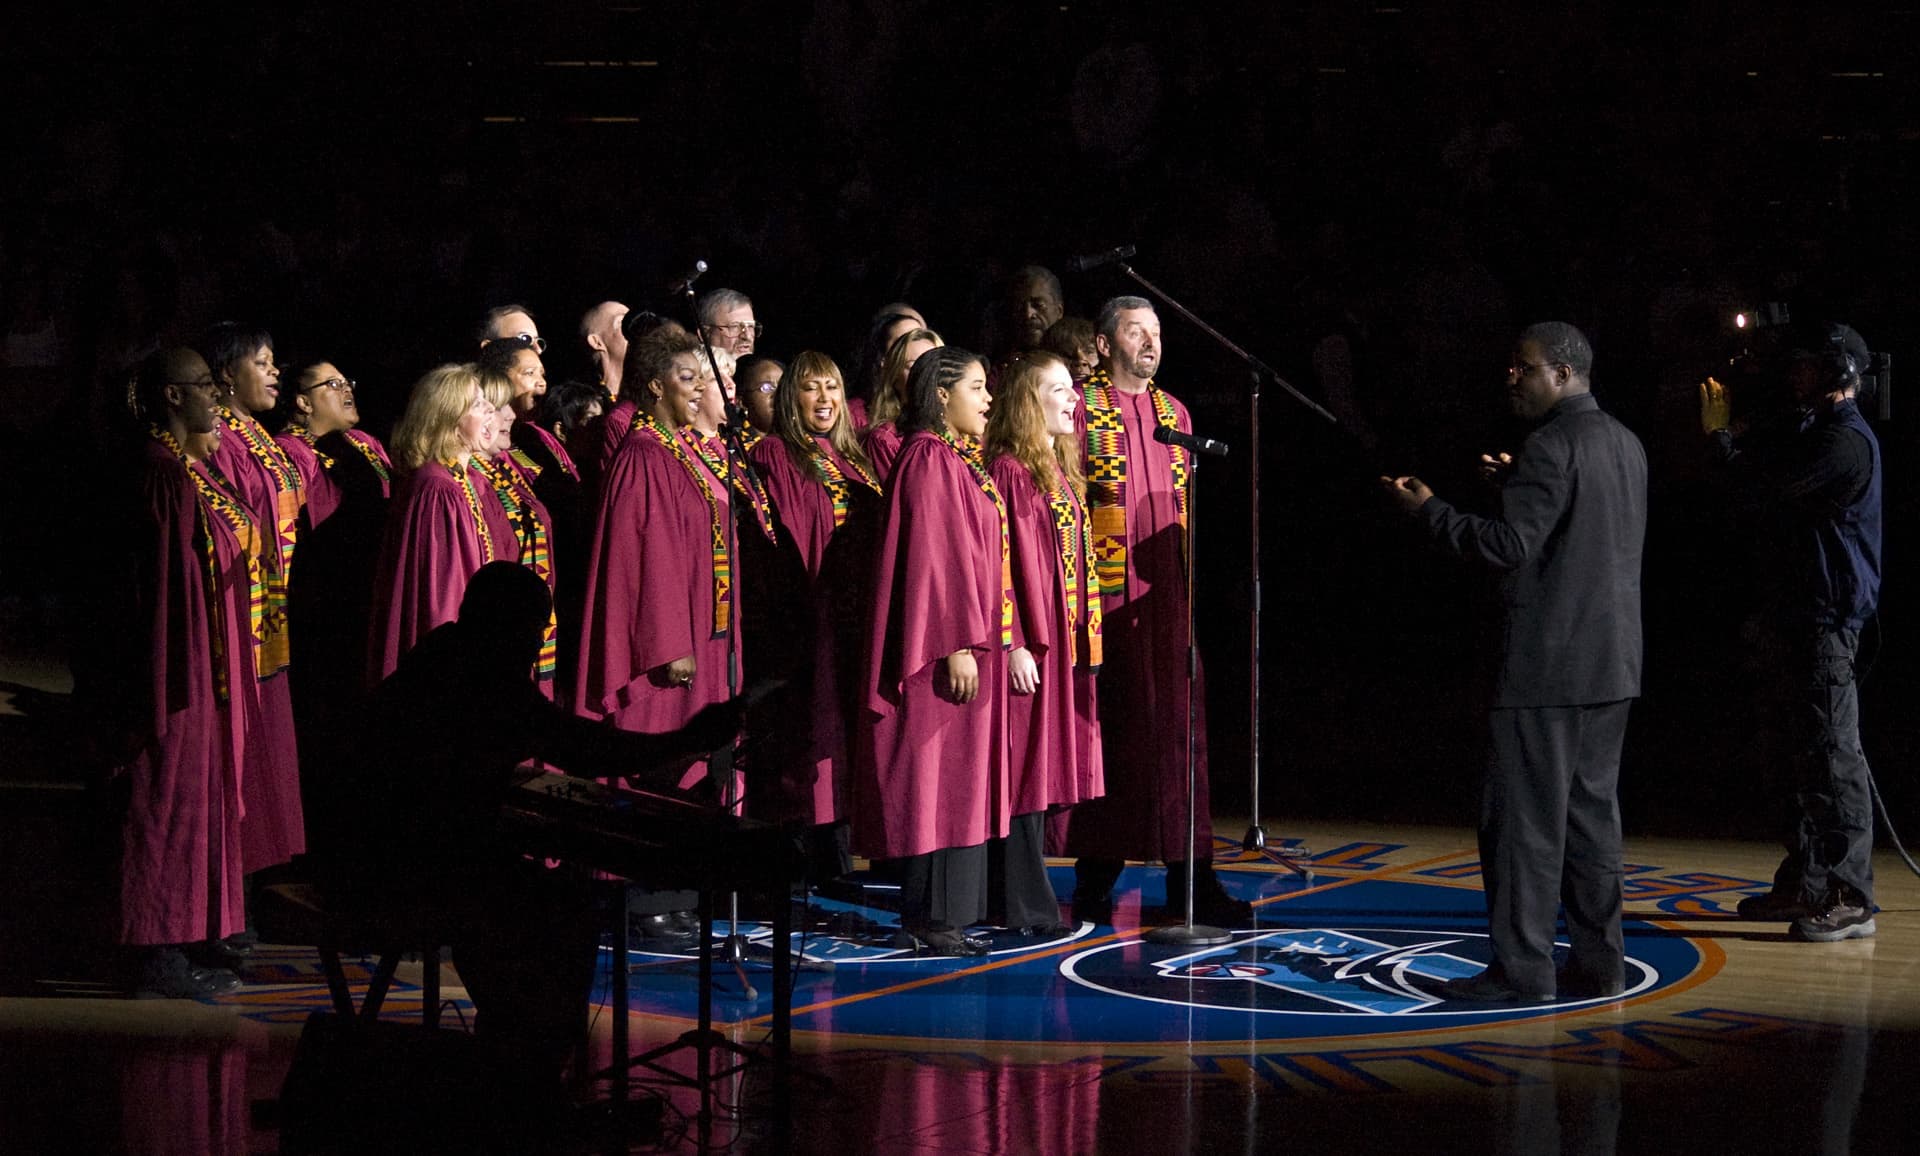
[688,301,763,1004]
[1113,257,1318,880]
[1146,457,1229,947]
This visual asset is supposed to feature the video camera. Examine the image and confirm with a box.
[1728,304,1892,420]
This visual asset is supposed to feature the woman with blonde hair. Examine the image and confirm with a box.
[368,363,514,681]
[860,326,943,483]
[983,351,1105,932]
[748,352,883,852]
[474,364,560,694]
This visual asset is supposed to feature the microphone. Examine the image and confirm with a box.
[1066,244,1137,273]
[667,259,709,297]
[1154,423,1229,457]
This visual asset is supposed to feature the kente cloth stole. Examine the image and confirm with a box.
[294,430,335,470]
[738,428,766,454]
[345,433,392,493]
[507,446,544,481]
[220,408,301,676]
[936,429,1014,651]
[1082,372,1187,599]
[1046,476,1104,669]
[634,412,731,638]
[808,441,882,529]
[476,455,557,682]
[686,431,779,545]
[445,460,498,564]
[151,427,263,704]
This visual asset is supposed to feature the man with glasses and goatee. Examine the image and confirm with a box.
[1382,321,1647,1005]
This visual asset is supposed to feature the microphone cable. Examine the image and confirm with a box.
[1858,613,1920,879]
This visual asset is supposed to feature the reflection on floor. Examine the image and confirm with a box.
[2,822,1915,1154]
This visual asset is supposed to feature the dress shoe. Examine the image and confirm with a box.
[1791,902,1877,942]
[1018,921,1074,937]
[1556,971,1626,1000]
[895,925,991,956]
[132,949,239,999]
[196,966,243,994]
[1736,890,1817,922]
[628,912,697,950]
[185,937,250,970]
[1433,970,1553,1004]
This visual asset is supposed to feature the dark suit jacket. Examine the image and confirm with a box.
[1418,393,1647,708]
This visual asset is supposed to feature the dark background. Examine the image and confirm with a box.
[4,1,1918,841]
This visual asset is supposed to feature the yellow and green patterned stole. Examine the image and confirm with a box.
[345,432,392,492]
[151,427,263,704]
[1082,371,1188,599]
[807,438,882,529]
[738,427,766,454]
[475,454,557,682]
[444,458,499,565]
[634,412,731,638]
[1045,475,1104,670]
[507,446,543,481]
[935,428,1014,651]
[218,406,302,676]
[293,429,336,470]
[686,431,779,545]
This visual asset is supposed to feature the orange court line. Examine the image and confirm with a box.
[744,845,1481,1028]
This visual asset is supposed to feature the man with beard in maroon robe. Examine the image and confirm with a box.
[1063,298,1251,926]
[94,348,252,996]
[197,323,306,959]
[858,347,1009,955]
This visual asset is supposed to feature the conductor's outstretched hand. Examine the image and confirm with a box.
[1379,474,1434,514]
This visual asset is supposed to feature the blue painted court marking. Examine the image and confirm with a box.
[606,869,1705,1045]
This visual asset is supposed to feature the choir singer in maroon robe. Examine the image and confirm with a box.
[857,347,1010,955]
[574,326,741,777]
[984,351,1105,934]
[861,326,943,484]
[749,352,883,868]
[367,364,513,681]
[1064,296,1251,927]
[199,323,306,920]
[98,349,251,996]
[475,364,560,695]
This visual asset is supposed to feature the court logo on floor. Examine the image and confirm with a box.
[1063,922,1683,1035]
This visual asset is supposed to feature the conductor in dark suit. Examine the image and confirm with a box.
[1383,321,1647,1002]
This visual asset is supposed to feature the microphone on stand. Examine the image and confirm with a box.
[1066,244,1137,273]
[1154,423,1229,457]
[668,259,709,297]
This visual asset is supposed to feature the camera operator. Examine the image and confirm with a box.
[1700,320,1881,942]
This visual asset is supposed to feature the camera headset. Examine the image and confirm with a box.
[1786,320,1872,401]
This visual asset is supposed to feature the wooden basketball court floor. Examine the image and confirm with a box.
[2,818,1915,1155]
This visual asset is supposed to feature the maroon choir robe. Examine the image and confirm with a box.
[862,420,904,485]
[120,441,248,946]
[749,434,881,826]
[991,455,1104,820]
[210,413,306,871]
[577,398,637,499]
[1065,385,1211,861]
[574,425,740,749]
[273,432,343,527]
[856,431,1009,859]
[368,461,518,682]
